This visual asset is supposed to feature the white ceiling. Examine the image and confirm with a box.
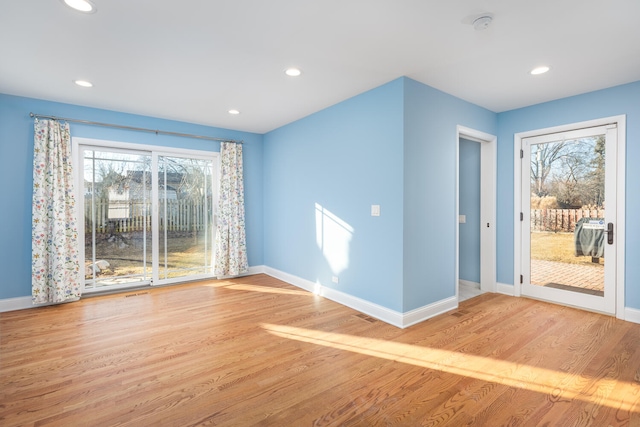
[1,0,639,134]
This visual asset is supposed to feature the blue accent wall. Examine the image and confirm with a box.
[0,93,263,300]
[263,78,405,311]
[496,81,640,310]
[402,79,496,310]
[459,138,481,284]
[263,77,496,312]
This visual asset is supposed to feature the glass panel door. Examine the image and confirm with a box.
[83,148,152,290]
[78,141,218,293]
[156,155,215,283]
[521,125,617,314]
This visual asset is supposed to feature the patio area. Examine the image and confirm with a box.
[531,259,604,296]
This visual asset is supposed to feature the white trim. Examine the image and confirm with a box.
[320,286,405,328]
[0,296,32,312]
[0,266,266,313]
[615,116,626,319]
[459,279,480,289]
[73,137,220,158]
[480,132,497,294]
[456,126,497,299]
[217,265,265,280]
[263,266,458,328]
[402,296,458,328]
[513,115,626,316]
[624,307,640,324]
[262,266,401,325]
[0,296,81,313]
[262,266,320,293]
[4,269,638,326]
[497,282,515,296]
[513,130,523,297]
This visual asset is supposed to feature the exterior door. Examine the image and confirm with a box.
[155,154,216,283]
[521,124,617,314]
[82,147,153,291]
[77,139,217,293]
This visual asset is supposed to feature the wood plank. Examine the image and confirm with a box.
[1,274,639,426]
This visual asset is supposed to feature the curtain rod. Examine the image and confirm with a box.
[29,112,243,144]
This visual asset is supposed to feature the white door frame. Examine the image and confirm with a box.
[513,115,626,318]
[456,125,497,299]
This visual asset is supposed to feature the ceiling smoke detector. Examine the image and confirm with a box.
[473,15,493,31]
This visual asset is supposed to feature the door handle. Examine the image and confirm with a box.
[607,222,614,245]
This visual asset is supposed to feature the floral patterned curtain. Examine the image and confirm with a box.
[32,119,81,304]
[214,142,249,276]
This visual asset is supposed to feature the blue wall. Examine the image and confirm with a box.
[496,81,640,310]
[4,77,639,314]
[0,93,263,300]
[263,78,405,311]
[263,77,497,312]
[402,79,496,311]
[459,138,481,283]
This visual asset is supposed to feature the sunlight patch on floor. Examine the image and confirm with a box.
[261,323,638,411]
[204,282,312,296]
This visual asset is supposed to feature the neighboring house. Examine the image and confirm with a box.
[85,171,184,221]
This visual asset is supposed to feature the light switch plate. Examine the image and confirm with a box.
[371,205,380,216]
[459,215,466,223]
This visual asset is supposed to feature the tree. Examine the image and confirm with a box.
[530,136,605,209]
[548,143,590,207]
[585,136,605,207]
[530,141,567,197]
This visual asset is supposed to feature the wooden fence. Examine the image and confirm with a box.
[85,200,211,234]
[530,208,605,233]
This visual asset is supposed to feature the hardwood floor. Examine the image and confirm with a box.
[1,274,639,426]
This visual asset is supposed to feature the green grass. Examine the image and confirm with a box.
[530,231,603,265]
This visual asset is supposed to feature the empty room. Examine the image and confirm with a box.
[1,1,639,425]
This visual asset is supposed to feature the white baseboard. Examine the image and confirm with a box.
[217,265,266,280]
[0,266,269,313]
[0,296,33,313]
[262,266,319,294]
[459,279,480,289]
[247,265,266,275]
[320,284,405,327]
[497,282,515,296]
[624,307,640,324]
[402,296,458,328]
[6,269,638,326]
[262,266,458,328]
[0,296,84,313]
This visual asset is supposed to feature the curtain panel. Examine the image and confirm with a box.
[214,142,249,276]
[32,119,81,304]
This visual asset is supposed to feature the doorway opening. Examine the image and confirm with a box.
[456,126,497,301]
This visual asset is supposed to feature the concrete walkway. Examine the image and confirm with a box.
[531,259,604,294]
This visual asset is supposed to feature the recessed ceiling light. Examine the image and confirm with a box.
[61,0,97,13]
[74,80,93,87]
[228,109,240,115]
[285,68,302,77]
[530,66,550,75]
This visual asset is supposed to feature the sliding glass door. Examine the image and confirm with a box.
[157,155,215,281]
[77,139,217,292]
[83,148,152,290]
